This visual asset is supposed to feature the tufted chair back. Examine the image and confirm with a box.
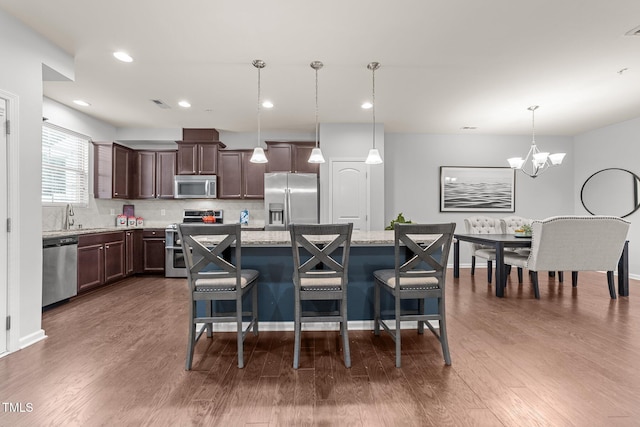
[464,216,502,252]
[500,216,533,234]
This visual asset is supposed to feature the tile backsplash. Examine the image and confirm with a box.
[43,198,265,231]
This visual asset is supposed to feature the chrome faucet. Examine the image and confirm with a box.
[63,203,75,230]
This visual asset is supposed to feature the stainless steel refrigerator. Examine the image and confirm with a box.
[264,173,319,230]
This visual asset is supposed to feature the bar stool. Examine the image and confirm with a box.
[289,223,353,369]
[178,223,259,369]
[374,223,456,368]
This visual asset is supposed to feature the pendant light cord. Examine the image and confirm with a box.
[315,66,319,148]
[257,66,262,149]
[372,65,376,149]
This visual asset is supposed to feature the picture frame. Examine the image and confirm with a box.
[440,166,515,212]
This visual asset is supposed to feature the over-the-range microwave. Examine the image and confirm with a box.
[174,175,217,199]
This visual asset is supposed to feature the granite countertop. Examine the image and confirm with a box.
[239,230,398,246]
[42,224,170,238]
[195,230,435,247]
[43,228,432,246]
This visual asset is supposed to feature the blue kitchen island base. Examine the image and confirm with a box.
[199,245,439,324]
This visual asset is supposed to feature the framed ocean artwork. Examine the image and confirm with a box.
[440,166,515,212]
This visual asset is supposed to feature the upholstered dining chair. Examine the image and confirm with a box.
[373,222,456,368]
[500,215,533,282]
[178,223,259,370]
[290,223,353,369]
[464,216,502,283]
[502,216,630,299]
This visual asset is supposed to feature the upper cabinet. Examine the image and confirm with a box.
[265,141,319,174]
[134,150,176,199]
[218,150,266,199]
[94,142,134,199]
[176,128,226,175]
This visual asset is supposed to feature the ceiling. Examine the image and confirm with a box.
[2,0,640,136]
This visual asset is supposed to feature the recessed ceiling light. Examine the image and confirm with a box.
[361,102,373,109]
[113,51,133,63]
[73,100,90,107]
[262,100,274,109]
[178,100,191,108]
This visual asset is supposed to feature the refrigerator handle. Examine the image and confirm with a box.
[285,188,291,228]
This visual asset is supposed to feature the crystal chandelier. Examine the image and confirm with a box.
[365,62,383,165]
[249,59,268,163]
[507,106,565,178]
[308,61,325,163]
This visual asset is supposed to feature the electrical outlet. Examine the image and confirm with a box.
[110,209,115,215]
[161,209,166,216]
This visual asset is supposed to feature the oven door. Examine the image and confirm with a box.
[165,230,188,278]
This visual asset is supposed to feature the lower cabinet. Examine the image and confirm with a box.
[77,229,165,294]
[125,229,144,275]
[142,229,165,274]
[77,231,125,293]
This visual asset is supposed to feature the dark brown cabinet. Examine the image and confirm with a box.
[243,152,267,199]
[218,150,266,199]
[125,229,143,276]
[265,141,319,174]
[142,229,165,274]
[176,142,220,175]
[93,142,134,199]
[134,150,176,199]
[77,232,125,293]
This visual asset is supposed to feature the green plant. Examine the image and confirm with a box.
[385,212,413,230]
[515,224,532,234]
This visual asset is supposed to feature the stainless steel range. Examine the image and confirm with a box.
[165,209,223,278]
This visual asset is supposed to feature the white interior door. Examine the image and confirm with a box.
[331,160,368,231]
[0,97,8,354]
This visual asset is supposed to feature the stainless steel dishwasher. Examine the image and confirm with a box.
[42,236,78,307]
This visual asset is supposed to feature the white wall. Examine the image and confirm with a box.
[0,9,74,351]
[574,117,640,278]
[385,133,575,265]
[318,123,385,230]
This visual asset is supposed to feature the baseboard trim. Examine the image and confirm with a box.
[19,329,47,350]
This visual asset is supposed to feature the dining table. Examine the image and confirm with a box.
[452,233,630,298]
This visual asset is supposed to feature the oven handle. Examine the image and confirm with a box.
[165,246,183,250]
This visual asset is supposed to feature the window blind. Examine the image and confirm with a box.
[42,123,89,205]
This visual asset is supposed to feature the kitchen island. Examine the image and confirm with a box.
[204,230,440,325]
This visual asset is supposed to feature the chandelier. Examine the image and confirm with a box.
[507,106,565,178]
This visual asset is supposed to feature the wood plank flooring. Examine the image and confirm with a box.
[1,269,639,426]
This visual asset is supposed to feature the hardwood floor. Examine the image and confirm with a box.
[1,269,639,426]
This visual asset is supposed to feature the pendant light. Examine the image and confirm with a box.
[507,106,565,178]
[308,61,326,164]
[249,59,268,163]
[365,62,383,165]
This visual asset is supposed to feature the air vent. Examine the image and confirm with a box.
[150,99,171,109]
[625,25,640,36]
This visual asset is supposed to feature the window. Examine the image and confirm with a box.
[42,123,89,205]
